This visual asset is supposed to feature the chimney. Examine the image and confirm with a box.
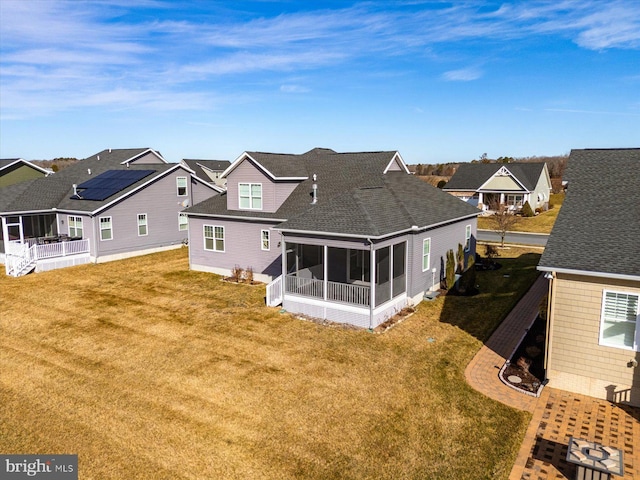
[311,174,318,204]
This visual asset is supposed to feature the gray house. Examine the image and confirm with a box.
[180,159,231,189]
[1,148,219,276]
[0,158,51,187]
[538,148,640,406]
[185,148,480,329]
[443,162,552,212]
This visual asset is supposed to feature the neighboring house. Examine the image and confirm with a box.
[0,158,51,187]
[1,148,219,276]
[538,148,640,407]
[443,162,551,212]
[185,147,479,329]
[180,159,231,189]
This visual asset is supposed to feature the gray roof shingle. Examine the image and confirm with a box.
[538,148,640,279]
[182,159,231,181]
[444,162,546,191]
[186,149,479,237]
[0,148,173,214]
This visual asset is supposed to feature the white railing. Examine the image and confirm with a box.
[4,239,90,276]
[5,243,36,277]
[285,275,324,299]
[285,274,371,306]
[327,280,370,306]
[266,275,283,307]
[34,239,90,259]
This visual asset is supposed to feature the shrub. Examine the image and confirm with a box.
[445,249,456,290]
[485,244,499,260]
[245,266,254,284]
[231,265,243,282]
[521,201,534,217]
[456,243,465,273]
[437,180,447,189]
[457,255,476,294]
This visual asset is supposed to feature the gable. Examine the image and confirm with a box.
[481,174,525,191]
[0,162,48,187]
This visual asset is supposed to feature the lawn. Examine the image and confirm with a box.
[0,246,540,479]
[477,193,565,233]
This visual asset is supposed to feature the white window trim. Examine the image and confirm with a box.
[178,213,188,231]
[465,224,472,252]
[422,237,431,272]
[137,213,148,237]
[99,216,113,241]
[68,215,83,238]
[261,229,270,251]
[177,176,188,197]
[204,224,225,252]
[238,182,262,210]
[599,289,639,351]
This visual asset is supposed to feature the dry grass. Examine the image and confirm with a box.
[477,193,565,233]
[0,246,540,479]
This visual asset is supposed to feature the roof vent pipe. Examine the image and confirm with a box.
[87,168,91,175]
[97,155,100,161]
[73,184,78,196]
[311,174,318,204]
[109,148,112,153]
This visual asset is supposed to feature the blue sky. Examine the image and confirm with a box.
[1,1,639,164]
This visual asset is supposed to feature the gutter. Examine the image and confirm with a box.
[274,212,480,240]
[537,265,640,283]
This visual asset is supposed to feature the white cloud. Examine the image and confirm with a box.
[442,68,482,81]
[280,84,310,93]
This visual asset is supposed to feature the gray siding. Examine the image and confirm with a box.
[56,213,97,256]
[191,179,219,206]
[129,152,165,164]
[226,159,300,213]
[189,216,282,278]
[531,166,552,210]
[408,218,477,298]
[93,168,196,257]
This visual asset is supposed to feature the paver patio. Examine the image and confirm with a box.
[464,274,640,480]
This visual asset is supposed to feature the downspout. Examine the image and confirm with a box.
[368,237,374,331]
[543,271,556,380]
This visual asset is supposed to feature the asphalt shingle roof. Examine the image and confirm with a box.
[182,159,231,181]
[538,148,640,278]
[0,148,172,214]
[186,149,479,237]
[444,162,546,191]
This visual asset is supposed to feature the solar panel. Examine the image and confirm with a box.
[72,169,156,201]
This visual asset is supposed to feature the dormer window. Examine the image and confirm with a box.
[239,183,262,210]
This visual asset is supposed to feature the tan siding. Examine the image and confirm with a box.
[548,273,640,405]
[482,175,523,191]
[0,165,46,187]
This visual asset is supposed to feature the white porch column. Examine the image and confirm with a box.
[323,245,328,301]
[478,192,483,205]
[280,234,286,278]
[500,193,505,205]
[369,242,375,329]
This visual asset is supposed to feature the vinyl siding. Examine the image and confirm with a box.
[225,159,300,213]
[408,218,477,298]
[92,168,198,257]
[531,166,552,210]
[482,175,523,191]
[548,273,640,405]
[191,178,219,206]
[0,164,46,187]
[129,152,165,164]
[189,216,283,279]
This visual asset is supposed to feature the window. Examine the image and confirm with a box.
[204,225,224,252]
[600,290,639,350]
[178,213,188,231]
[100,216,112,241]
[239,183,262,210]
[261,229,270,251]
[465,225,472,252]
[422,238,431,271]
[177,177,188,196]
[507,194,524,207]
[137,213,148,236]
[68,216,83,238]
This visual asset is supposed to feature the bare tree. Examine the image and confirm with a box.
[489,199,520,247]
